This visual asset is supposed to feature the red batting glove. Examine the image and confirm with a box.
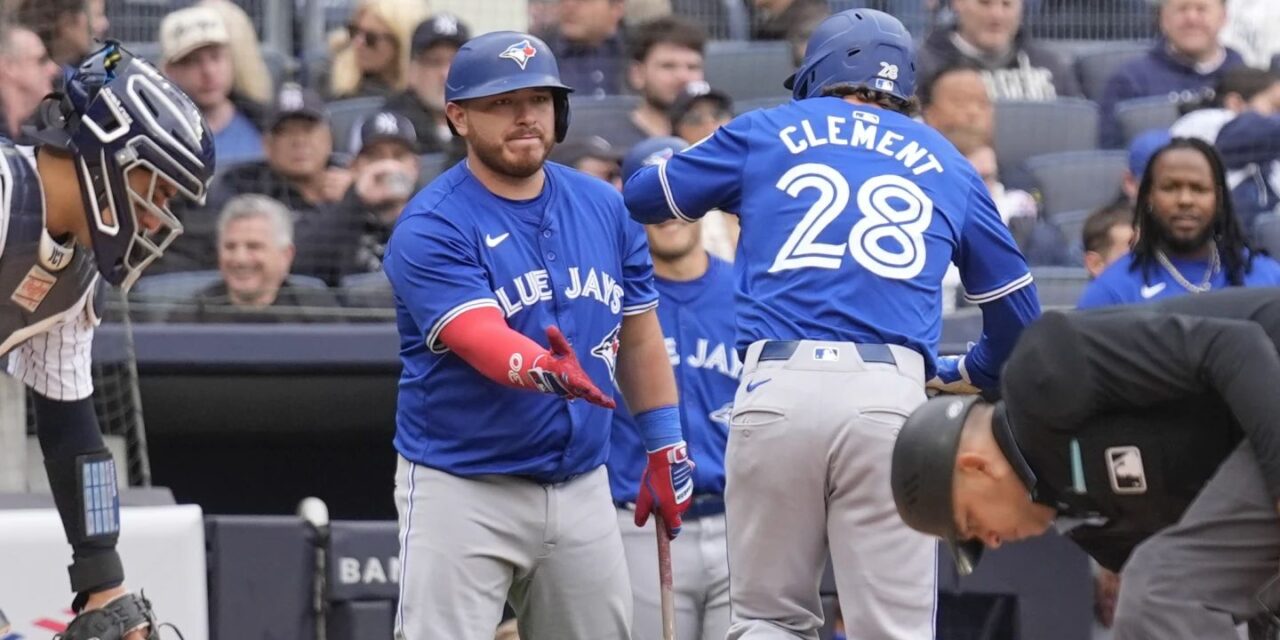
[526,326,617,409]
[635,442,694,539]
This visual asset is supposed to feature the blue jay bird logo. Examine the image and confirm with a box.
[592,323,622,383]
[499,40,538,70]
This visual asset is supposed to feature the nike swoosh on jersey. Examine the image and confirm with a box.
[1140,283,1166,299]
[745,378,772,393]
[485,232,510,248]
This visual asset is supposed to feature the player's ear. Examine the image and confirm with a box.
[445,102,468,137]
[1083,251,1105,279]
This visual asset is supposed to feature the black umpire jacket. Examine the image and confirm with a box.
[997,288,1280,572]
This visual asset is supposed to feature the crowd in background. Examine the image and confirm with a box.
[0,0,1279,323]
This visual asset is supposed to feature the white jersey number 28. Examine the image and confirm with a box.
[769,163,933,279]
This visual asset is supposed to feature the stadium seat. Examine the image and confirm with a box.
[672,0,750,40]
[1024,150,1127,216]
[704,41,796,101]
[994,99,1100,178]
[1030,266,1091,308]
[132,270,224,300]
[261,45,296,92]
[420,152,451,184]
[1048,208,1092,253]
[733,95,791,115]
[339,271,394,309]
[328,96,388,154]
[567,95,640,140]
[124,41,162,66]
[1115,96,1179,146]
[1255,214,1280,256]
[1074,42,1150,102]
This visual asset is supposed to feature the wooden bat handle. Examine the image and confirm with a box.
[656,514,676,640]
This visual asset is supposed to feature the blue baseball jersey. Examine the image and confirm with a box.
[383,161,660,483]
[623,98,1035,378]
[1078,251,1280,308]
[607,255,738,503]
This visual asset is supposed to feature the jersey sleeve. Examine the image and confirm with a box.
[620,217,659,316]
[383,212,499,354]
[1076,276,1128,309]
[623,115,750,224]
[954,173,1035,304]
[7,294,95,401]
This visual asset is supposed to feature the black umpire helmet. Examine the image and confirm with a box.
[890,394,987,576]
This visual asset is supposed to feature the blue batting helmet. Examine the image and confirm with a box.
[28,41,215,292]
[445,31,574,142]
[783,9,916,103]
[621,136,688,184]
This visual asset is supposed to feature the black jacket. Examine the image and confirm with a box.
[917,26,1082,101]
[1000,288,1280,571]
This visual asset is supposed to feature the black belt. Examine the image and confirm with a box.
[757,340,897,366]
[617,495,725,520]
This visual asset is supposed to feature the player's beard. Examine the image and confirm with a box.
[470,128,554,179]
[1152,211,1215,256]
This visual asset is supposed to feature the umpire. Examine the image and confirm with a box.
[891,288,1280,639]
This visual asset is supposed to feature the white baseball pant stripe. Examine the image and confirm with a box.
[725,340,936,640]
[617,508,731,640]
[393,458,633,640]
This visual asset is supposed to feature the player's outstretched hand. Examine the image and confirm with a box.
[527,326,617,409]
[927,354,981,395]
[635,442,694,539]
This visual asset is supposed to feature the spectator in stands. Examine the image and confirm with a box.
[916,0,1080,102]
[669,81,733,144]
[1215,101,1280,233]
[581,17,705,152]
[1171,66,1280,143]
[1078,137,1280,308]
[750,0,830,66]
[1220,0,1280,70]
[1099,0,1246,148]
[160,7,266,165]
[326,0,431,99]
[384,14,469,157]
[199,0,274,105]
[0,23,59,143]
[1082,202,1136,279]
[334,111,422,275]
[546,0,628,97]
[169,194,341,323]
[549,134,623,189]
[920,63,995,146]
[13,0,102,68]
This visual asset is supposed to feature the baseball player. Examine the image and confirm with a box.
[607,137,736,640]
[1078,137,1280,308]
[891,287,1280,639]
[383,32,692,640]
[623,9,1041,639]
[0,43,214,639]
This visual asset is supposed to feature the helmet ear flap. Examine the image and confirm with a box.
[554,91,571,143]
[26,94,77,150]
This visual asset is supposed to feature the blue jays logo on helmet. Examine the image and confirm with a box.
[783,8,916,103]
[28,41,215,291]
[499,40,538,70]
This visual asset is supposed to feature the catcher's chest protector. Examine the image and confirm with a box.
[0,143,98,358]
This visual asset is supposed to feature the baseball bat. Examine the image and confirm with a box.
[656,514,676,640]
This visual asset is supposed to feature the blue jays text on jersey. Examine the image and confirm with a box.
[608,256,739,504]
[383,160,659,483]
[623,97,1038,383]
[1078,250,1280,309]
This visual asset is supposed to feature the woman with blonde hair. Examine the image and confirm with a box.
[328,0,431,99]
[198,0,274,104]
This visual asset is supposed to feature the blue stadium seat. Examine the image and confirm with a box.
[124,41,163,67]
[419,152,450,184]
[567,95,640,141]
[1025,150,1127,216]
[1254,214,1280,257]
[1115,96,1179,147]
[672,0,750,40]
[1073,42,1150,102]
[1048,208,1092,253]
[328,96,388,154]
[260,46,295,93]
[132,270,224,300]
[339,271,393,308]
[1030,265,1091,308]
[704,41,796,102]
[994,99,1100,178]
